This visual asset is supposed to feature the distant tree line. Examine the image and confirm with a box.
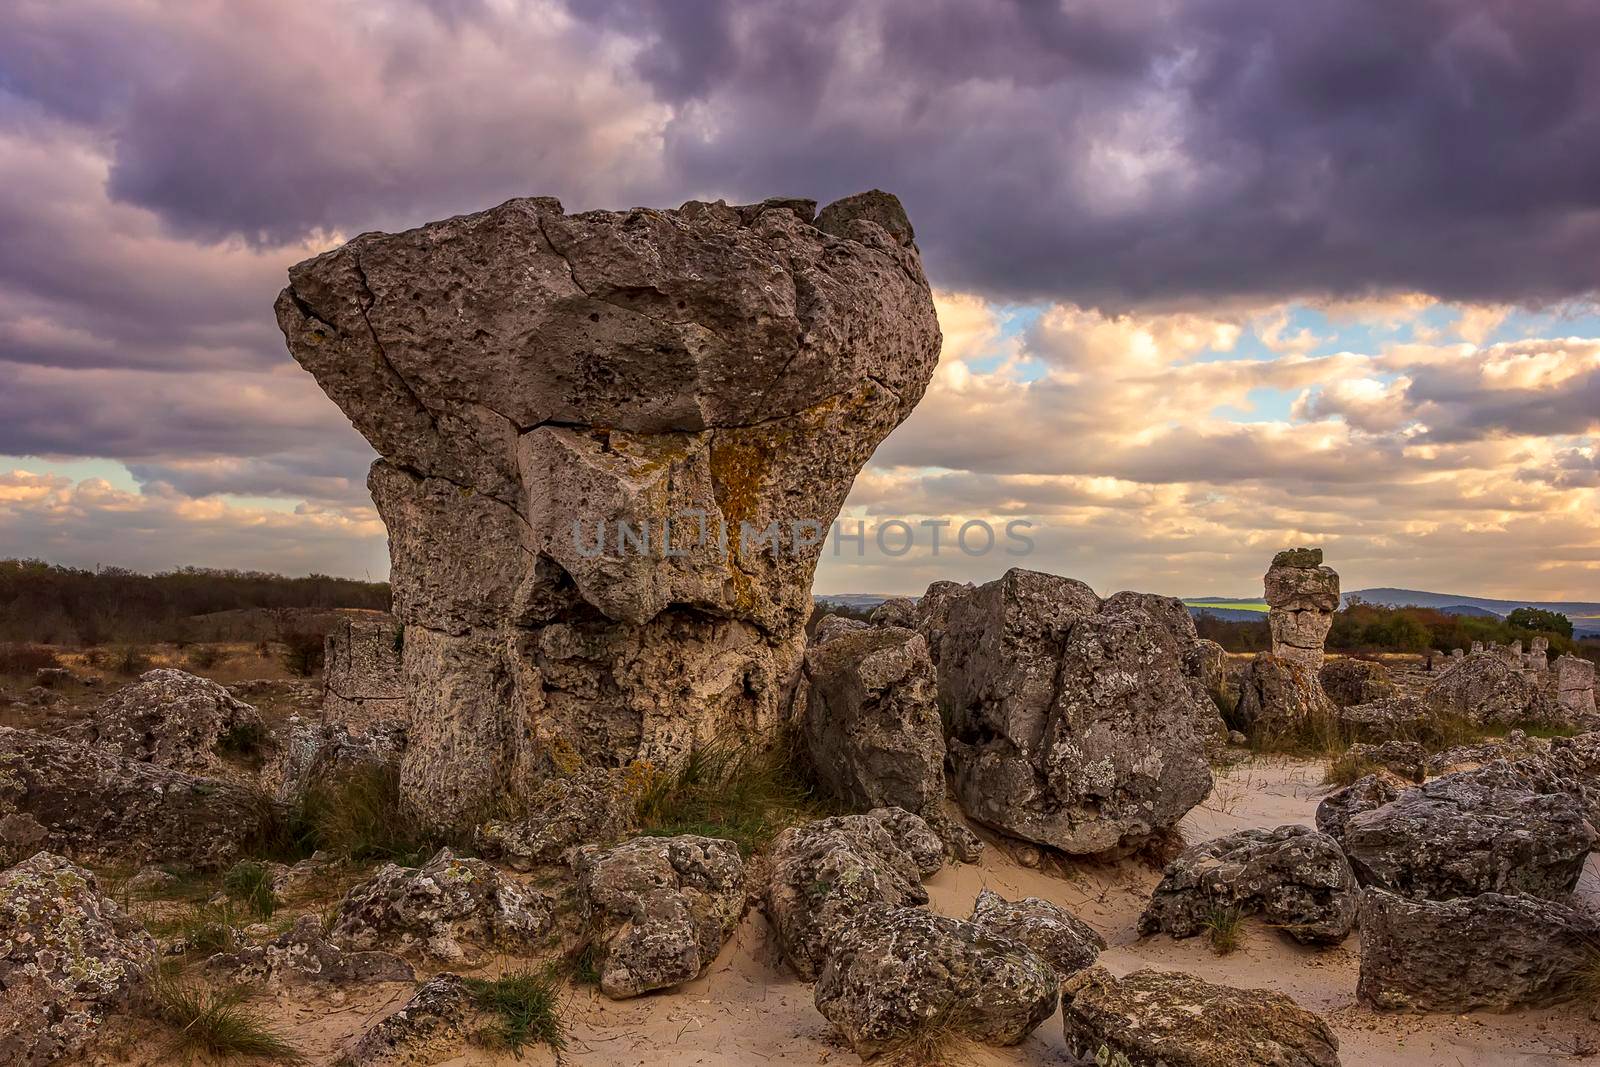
[0,559,390,645]
[1197,597,1599,665]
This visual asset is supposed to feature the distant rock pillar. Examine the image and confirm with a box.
[1556,655,1597,718]
[1263,548,1340,671]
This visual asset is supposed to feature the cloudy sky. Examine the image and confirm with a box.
[3,0,1599,600]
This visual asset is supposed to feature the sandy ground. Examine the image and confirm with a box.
[101,757,1600,1066]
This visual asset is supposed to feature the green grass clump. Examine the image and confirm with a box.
[223,861,278,919]
[151,978,303,1062]
[633,734,819,855]
[1323,754,1383,787]
[288,764,438,865]
[465,966,567,1056]
[151,901,240,957]
[1203,905,1245,956]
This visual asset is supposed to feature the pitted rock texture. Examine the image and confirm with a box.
[323,616,409,732]
[814,904,1059,1058]
[1060,967,1341,1067]
[764,808,941,980]
[968,888,1104,977]
[1344,740,1426,783]
[1318,658,1392,708]
[1557,654,1597,718]
[0,853,157,1067]
[338,973,479,1067]
[264,717,405,804]
[1424,729,1549,777]
[1358,888,1600,1013]
[1314,771,1410,855]
[802,625,944,815]
[0,726,278,870]
[1263,548,1339,672]
[915,579,974,665]
[330,848,552,963]
[207,914,414,988]
[812,613,869,645]
[940,568,1214,854]
[70,668,263,776]
[1232,653,1337,742]
[1341,761,1596,900]
[476,767,639,869]
[867,597,916,628]
[1425,652,1557,725]
[1139,825,1359,944]
[277,191,941,830]
[1336,694,1434,742]
[575,834,745,998]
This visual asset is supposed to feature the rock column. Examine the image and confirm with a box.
[278,192,941,828]
[1264,548,1340,671]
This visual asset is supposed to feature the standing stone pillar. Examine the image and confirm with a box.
[1263,548,1340,671]
[277,192,941,829]
[1556,655,1597,718]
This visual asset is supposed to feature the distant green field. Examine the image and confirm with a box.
[1183,600,1270,612]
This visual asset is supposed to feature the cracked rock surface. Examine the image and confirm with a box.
[276,191,940,829]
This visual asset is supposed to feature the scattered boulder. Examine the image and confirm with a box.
[1194,638,1230,708]
[764,808,941,980]
[1139,825,1360,944]
[969,888,1104,977]
[0,853,158,1066]
[868,597,916,628]
[1358,888,1600,1012]
[263,717,405,804]
[1424,729,1548,777]
[814,904,1059,1058]
[941,568,1213,855]
[1318,658,1392,708]
[208,914,413,988]
[32,667,73,689]
[575,835,745,999]
[1342,740,1425,783]
[278,191,942,831]
[1313,771,1409,854]
[1263,548,1340,673]
[0,726,279,870]
[1060,967,1341,1067]
[802,625,944,815]
[1425,653,1556,725]
[476,767,640,869]
[914,579,973,664]
[1557,654,1597,719]
[813,613,869,645]
[1342,762,1596,900]
[1336,694,1434,742]
[330,848,552,963]
[1232,653,1336,742]
[71,668,264,776]
[338,973,478,1067]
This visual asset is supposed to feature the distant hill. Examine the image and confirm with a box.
[813,593,895,611]
[1349,588,1600,636]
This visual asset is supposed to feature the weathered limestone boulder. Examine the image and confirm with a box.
[802,625,943,815]
[574,834,745,999]
[71,668,264,776]
[868,597,916,628]
[1343,740,1426,783]
[814,904,1059,1058]
[1313,771,1409,854]
[812,613,869,645]
[263,716,405,804]
[330,848,552,963]
[1264,548,1340,672]
[0,853,157,1066]
[1102,590,1229,744]
[323,615,409,732]
[940,569,1213,855]
[1425,652,1556,725]
[207,913,413,988]
[1138,825,1360,944]
[1194,638,1230,708]
[915,579,973,664]
[338,973,478,1067]
[1358,888,1600,1012]
[969,888,1104,977]
[1557,654,1597,718]
[0,727,278,870]
[476,766,639,869]
[764,808,941,980]
[1318,657,1392,708]
[277,191,941,831]
[1060,967,1341,1067]
[1336,694,1433,741]
[1424,729,1548,777]
[1341,762,1596,899]
[1232,653,1336,742]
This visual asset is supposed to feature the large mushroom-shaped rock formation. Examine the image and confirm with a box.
[277,192,941,828]
[1264,548,1340,671]
[939,569,1215,855]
